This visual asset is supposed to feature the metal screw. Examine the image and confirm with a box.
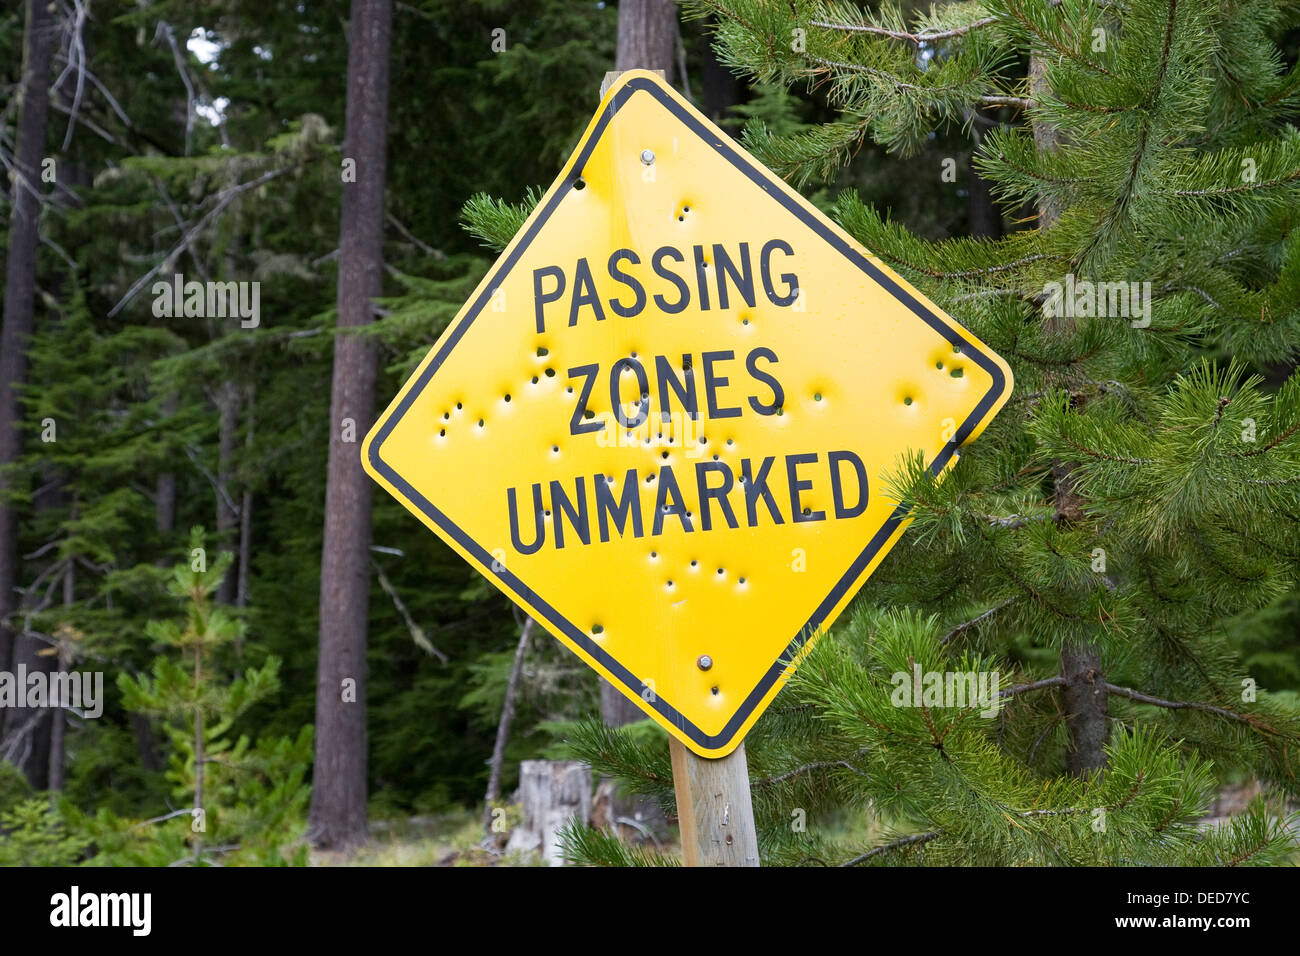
[640,149,655,165]
[697,655,713,671]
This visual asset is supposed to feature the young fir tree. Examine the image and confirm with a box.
[87,529,312,866]
[468,0,1300,865]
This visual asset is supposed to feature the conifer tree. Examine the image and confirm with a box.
[0,0,621,828]
[545,0,1300,865]
[99,529,311,866]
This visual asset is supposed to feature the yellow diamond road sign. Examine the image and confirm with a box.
[363,70,1013,758]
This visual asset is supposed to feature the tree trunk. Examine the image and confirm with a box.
[8,482,66,788]
[48,561,73,792]
[484,617,533,833]
[215,380,240,605]
[1029,54,1108,773]
[133,399,180,777]
[699,26,743,124]
[130,713,164,775]
[236,387,255,616]
[155,394,178,538]
[966,120,1002,239]
[8,620,52,788]
[308,0,392,851]
[193,638,204,865]
[1029,57,1063,227]
[505,761,592,866]
[615,0,677,81]
[0,0,56,693]
[1061,641,1107,775]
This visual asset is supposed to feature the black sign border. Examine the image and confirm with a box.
[368,75,1010,752]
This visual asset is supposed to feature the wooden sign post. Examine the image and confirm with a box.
[669,737,759,866]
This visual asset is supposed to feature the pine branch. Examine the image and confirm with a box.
[1001,676,1068,697]
[1103,682,1284,735]
[808,16,999,46]
[460,187,541,252]
[940,597,1018,644]
[992,0,1117,79]
[840,831,939,866]
[753,749,870,787]
[106,163,300,318]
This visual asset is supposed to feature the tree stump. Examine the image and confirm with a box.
[506,760,592,866]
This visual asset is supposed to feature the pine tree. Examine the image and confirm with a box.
[98,529,311,866]
[3,0,620,826]
[553,0,1300,865]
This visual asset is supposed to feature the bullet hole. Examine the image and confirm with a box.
[574,178,586,190]
[650,551,657,558]
[802,507,811,516]
[712,454,720,461]
[592,624,603,634]
[456,402,463,410]
[478,419,484,427]
[646,473,655,483]
[536,347,549,357]
[545,368,556,378]
[710,686,719,696]
[952,343,962,353]
[443,412,450,421]
[699,437,707,445]
[814,392,822,401]
[936,361,944,370]
[776,407,784,416]
[677,215,684,222]
[544,510,551,516]
[741,317,750,325]
[716,568,724,575]
[738,577,746,584]
[661,451,669,459]
[585,410,595,419]
[531,376,539,384]
[904,396,913,406]
[566,386,574,394]
[683,206,691,212]
[552,445,559,452]
[666,580,674,587]
[950,367,964,378]
[726,438,734,446]
[690,560,698,567]
[438,429,445,437]
[504,394,511,402]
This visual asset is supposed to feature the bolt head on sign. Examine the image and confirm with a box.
[363,70,1013,758]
